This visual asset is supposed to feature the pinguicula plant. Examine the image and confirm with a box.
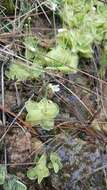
[27,152,62,184]
[0,165,27,190]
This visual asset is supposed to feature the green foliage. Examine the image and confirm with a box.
[27,154,49,184]
[25,98,59,130]
[0,165,27,190]
[50,152,62,173]
[6,59,42,81]
[2,0,15,13]
[6,0,107,81]
[57,0,107,59]
[27,152,62,184]
[44,0,107,73]
[19,0,31,14]
[45,46,78,73]
[99,45,107,77]
[3,177,27,190]
[6,35,43,81]
[6,32,78,81]
[100,45,107,66]
[24,36,39,60]
[0,165,6,185]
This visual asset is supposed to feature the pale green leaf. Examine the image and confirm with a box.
[0,165,6,185]
[25,48,35,60]
[26,109,43,125]
[52,162,59,173]
[3,178,27,190]
[3,179,15,190]
[45,64,78,73]
[27,154,49,184]
[50,152,62,173]
[39,98,59,119]
[6,62,30,81]
[6,60,42,81]
[24,36,38,52]
[26,98,59,130]
[14,180,27,190]
[26,101,43,124]
[40,120,54,130]
[27,167,37,180]
[45,46,66,67]
[100,49,107,65]
[45,46,78,73]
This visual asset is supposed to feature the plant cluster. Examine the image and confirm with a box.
[2,0,107,187]
[0,165,27,190]
[27,152,62,184]
[0,152,62,189]
[7,0,107,80]
[6,0,107,130]
[25,98,59,130]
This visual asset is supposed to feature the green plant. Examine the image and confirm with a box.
[25,98,59,130]
[6,59,43,81]
[0,165,6,185]
[19,0,31,15]
[27,154,49,184]
[27,152,62,184]
[6,0,107,81]
[6,17,44,81]
[3,178,27,190]
[45,45,78,73]
[58,0,107,56]
[49,152,63,173]
[2,0,15,13]
[0,165,27,190]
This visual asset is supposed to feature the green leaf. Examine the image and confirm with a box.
[45,46,66,67]
[100,49,107,65]
[3,179,15,190]
[57,29,76,49]
[39,98,59,119]
[26,109,43,125]
[56,0,107,59]
[27,154,49,184]
[26,101,43,124]
[2,0,15,13]
[6,60,42,81]
[25,49,35,60]
[24,36,38,53]
[24,36,39,60]
[3,177,27,190]
[40,120,54,130]
[50,152,62,173]
[26,98,59,130]
[27,167,37,180]
[15,180,27,190]
[6,62,30,81]
[45,46,78,73]
[36,164,49,184]
[76,32,93,57]
[0,165,6,185]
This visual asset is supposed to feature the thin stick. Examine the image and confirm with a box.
[1,60,7,174]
